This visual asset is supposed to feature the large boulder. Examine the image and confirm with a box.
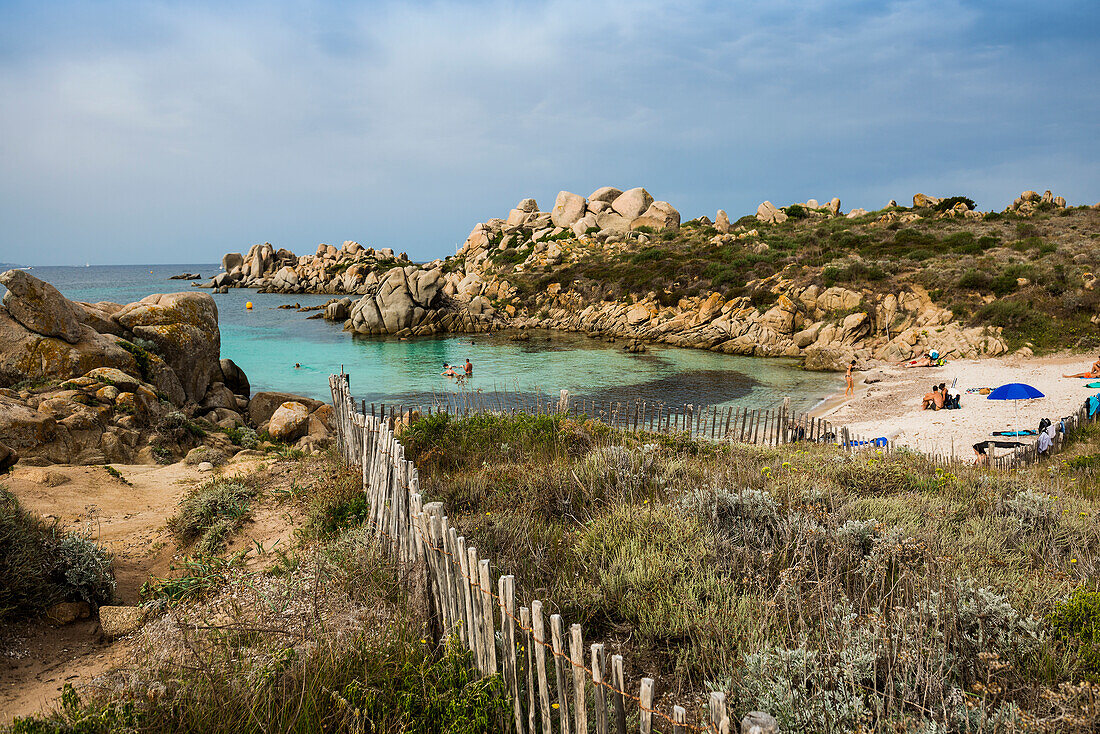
[221,252,244,272]
[595,211,631,234]
[588,187,622,204]
[0,311,137,389]
[756,201,787,224]
[267,401,310,441]
[550,191,587,228]
[219,358,250,397]
[248,391,324,426]
[913,193,941,208]
[113,292,221,403]
[803,345,856,372]
[0,269,84,344]
[631,201,680,231]
[611,188,654,220]
[715,209,731,234]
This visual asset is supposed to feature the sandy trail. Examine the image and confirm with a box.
[0,457,299,723]
[819,352,1099,461]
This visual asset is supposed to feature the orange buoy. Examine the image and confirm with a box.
[245,301,253,310]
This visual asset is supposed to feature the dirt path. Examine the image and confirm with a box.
[0,457,303,723]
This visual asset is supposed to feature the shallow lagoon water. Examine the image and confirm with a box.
[12,265,841,411]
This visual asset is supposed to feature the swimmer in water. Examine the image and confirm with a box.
[294,363,301,369]
[464,358,473,376]
[442,362,457,377]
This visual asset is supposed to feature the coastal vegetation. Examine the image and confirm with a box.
[7,411,1100,731]
[488,204,1100,353]
[0,485,115,624]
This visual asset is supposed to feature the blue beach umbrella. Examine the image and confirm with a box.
[987,383,1045,435]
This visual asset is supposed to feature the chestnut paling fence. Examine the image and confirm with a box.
[329,373,752,734]
[385,385,1095,470]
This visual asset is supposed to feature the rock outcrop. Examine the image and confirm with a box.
[1004,189,1069,216]
[208,240,415,295]
[0,270,331,466]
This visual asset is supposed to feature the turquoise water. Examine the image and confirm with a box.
[6,265,841,410]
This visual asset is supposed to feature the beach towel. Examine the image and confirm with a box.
[845,437,889,447]
[1089,394,1100,418]
[1087,382,1100,389]
[992,430,1037,437]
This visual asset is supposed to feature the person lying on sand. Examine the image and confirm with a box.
[902,349,939,368]
[922,384,945,410]
[1063,355,1100,378]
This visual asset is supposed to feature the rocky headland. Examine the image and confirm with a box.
[209,187,1099,370]
[0,270,332,467]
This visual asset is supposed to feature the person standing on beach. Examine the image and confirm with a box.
[845,360,856,396]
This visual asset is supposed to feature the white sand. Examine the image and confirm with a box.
[816,352,1099,460]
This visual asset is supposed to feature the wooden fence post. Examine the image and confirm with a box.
[591,643,608,734]
[639,678,654,734]
[570,624,588,734]
[612,655,626,734]
[521,606,538,734]
[531,600,553,734]
[550,615,572,734]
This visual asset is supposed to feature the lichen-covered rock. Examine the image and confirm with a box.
[99,605,147,638]
[0,269,84,344]
[248,391,324,426]
[268,401,310,441]
[113,292,220,403]
[551,190,587,228]
[756,201,788,224]
[611,187,654,220]
[219,358,250,397]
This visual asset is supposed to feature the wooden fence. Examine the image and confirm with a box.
[329,373,763,734]
[363,388,845,448]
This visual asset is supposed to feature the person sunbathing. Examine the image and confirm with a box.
[903,349,939,368]
[922,384,944,410]
[1063,355,1100,378]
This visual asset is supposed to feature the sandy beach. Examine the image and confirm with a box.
[817,352,1100,461]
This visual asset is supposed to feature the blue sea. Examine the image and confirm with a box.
[2,265,841,411]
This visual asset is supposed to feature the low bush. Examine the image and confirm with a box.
[167,480,255,555]
[1048,588,1100,680]
[0,486,115,621]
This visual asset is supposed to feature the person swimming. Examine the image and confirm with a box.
[442,362,457,377]
[464,358,473,376]
[294,363,301,369]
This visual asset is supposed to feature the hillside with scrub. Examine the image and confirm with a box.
[8,408,1100,732]
[461,191,1100,366]
[213,189,1100,369]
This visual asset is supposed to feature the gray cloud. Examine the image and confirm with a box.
[0,0,1097,265]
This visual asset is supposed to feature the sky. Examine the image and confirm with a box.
[0,0,1097,266]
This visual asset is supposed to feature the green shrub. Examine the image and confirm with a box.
[957,269,992,290]
[0,486,115,621]
[783,204,809,219]
[629,247,669,264]
[168,480,255,555]
[990,273,1019,296]
[934,196,976,212]
[1048,588,1100,679]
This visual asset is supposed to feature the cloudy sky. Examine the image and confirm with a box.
[1,0,1097,266]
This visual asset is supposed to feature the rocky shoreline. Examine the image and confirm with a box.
[201,187,1093,370]
[0,270,333,468]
